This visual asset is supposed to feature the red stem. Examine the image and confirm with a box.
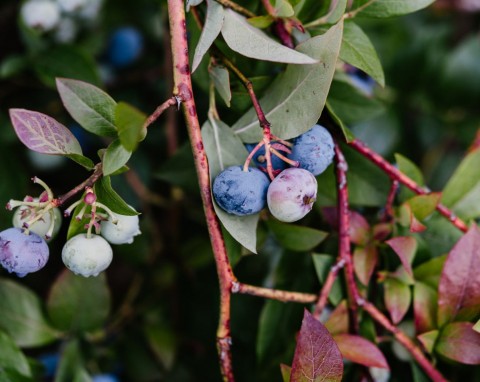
[349,138,468,233]
[334,143,360,333]
[361,301,447,382]
[382,180,399,222]
[167,2,235,380]
[313,259,345,319]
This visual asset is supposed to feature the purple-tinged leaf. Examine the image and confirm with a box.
[280,364,291,382]
[349,211,370,245]
[333,334,389,369]
[384,276,411,324]
[386,236,417,277]
[9,109,82,156]
[353,244,378,286]
[372,222,392,242]
[325,300,349,335]
[291,310,343,382]
[414,282,437,334]
[435,322,480,365]
[437,225,480,326]
[417,330,438,354]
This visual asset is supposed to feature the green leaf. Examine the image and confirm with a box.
[0,279,58,347]
[267,220,328,251]
[201,119,259,253]
[247,15,275,29]
[221,9,317,65]
[312,254,343,305]
[233,22,343,142]
[442,149,480,220]
[115,102,147,152]
[395,153,424,201]
[0,55,28,79]
[412,255,444,285]
[435,322,480,365]
[66,197,89,240]
[280,364,291,382]
[355,0,436,18]
[417,330,439,354]
[94,176,138,216]
[275,0,295,17]
[474,319,480,333]
[56,78,117,137]
[192,0,224,72]
[102,139,132,176]
[327,77,385,125]
[340,21,385,86]
[47,270,111,333]
[0,331,32,377]
[54,340,91,382]
[65,154,95,170]
[0,368,34,382]
[384,276,411,324]
[326,102,355,142]
[34,46,100,88]
[414,282,437,334]
[209,65,231,107]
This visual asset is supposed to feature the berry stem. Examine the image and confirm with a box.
[213,0,256,17]
[143,96,178,129]
[232,282,317,303]
[243,141,265,172]
[32,177,54,201]
[313,258,345,319]
[348,138,468,233]
[269,146,299,167]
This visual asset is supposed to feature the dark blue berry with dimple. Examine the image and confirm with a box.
[289,124,335,176]
[107,27,143,68]
[245,142,287,171]
[213,166,270,216]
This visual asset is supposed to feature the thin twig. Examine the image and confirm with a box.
[313,258,345,319]
[382,180,399,222]
[143,97,178,129]
[215,0,256,18]
[349,138,468,233]
[232,282,317,303]
[167,1,236,380]
[361,300,448,382]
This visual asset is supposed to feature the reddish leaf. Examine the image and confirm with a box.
[417,330,439,354]
[437,225,480,326]
[386,236,417,277]
[398,204,426,233]
[353,245,378,286]
[372,222,392,242]
[325,300,349,335]
[9,109,82,155]
[291,310,343,382]
[384,277,411,324]
[349,211,370,245]
[280,364,291,382]
[436,322,480,365]
[333,334,389,369]
[414,282,437,334]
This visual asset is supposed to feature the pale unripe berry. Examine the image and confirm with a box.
[57,0,88,13]
[62,234,113,277]
[21,0,61,32]
[267,168,317,222]
[12,204,62,241]
[0,228,49,277]
[100,213,141,245]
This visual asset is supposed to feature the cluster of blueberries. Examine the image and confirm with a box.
[213,124,335,222]
[0,194,141,278]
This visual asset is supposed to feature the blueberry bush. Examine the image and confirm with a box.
[1,0,480,381]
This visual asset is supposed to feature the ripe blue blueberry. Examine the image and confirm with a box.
[289,124,334,176]
[107,27,143,68]
[267,168,317,222]
[0,228,49,277]
[213,166,270,216]
[245,142,288,171]
[92,374,120,382]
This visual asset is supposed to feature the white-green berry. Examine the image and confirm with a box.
[100,212,141,245]
[62,234,113,277]
[21,0,60,32]
[13,204,62,241]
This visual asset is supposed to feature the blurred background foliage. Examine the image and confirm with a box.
[0,0,479,381]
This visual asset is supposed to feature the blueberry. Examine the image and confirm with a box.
[213,166,270,216]
[289,124,334,176]
[0,228,49,277]
[92,374,120,382]
[107,27,143,68]
[62,234,113,277]
[267,168,317,222]
[245,142,288,171]
[38,352,59,378]
[346,66,376,96]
